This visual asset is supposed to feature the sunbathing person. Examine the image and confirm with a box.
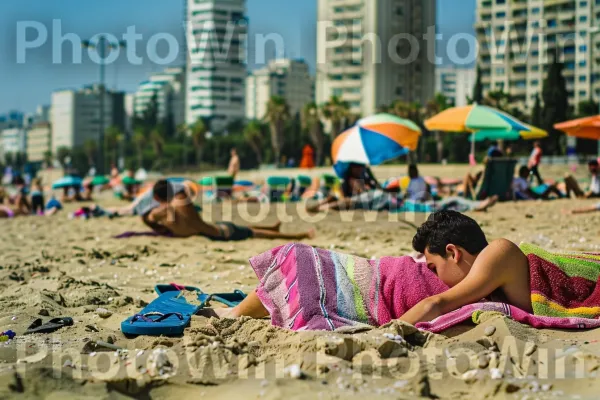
[144,180,315,241]
[306,163,398,212]
[513,166,563,200]
[210,211,529,324]
[564,160,600,199]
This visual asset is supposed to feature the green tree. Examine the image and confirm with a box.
[176,123,190,168]
[43,150,53,167]
[531,94,542,127]
[264,96,291,165]
[56,147,71,168]
[243,120,264,165]
[150,124,166,165]
[4,152,14,167]
[321,95,350,137]
[104,125,123,166]
[83,139,98,167]
[577,98,599,118]
[470,65,484,104]
[142,90,159,129]
[132,127,147,168]
[542,55,570,154]
[190,118,208,167]
[302,102,325,166]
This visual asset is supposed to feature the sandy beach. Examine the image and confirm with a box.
[2,164,600,399]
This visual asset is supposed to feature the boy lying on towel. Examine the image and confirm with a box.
[143,180,315,241]
[207,211,533,325]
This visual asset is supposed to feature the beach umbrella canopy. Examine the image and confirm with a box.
[332,113,421,177]
[554,115,600,140]
[91,176,110,186]
[52,176,82,189]
[424,104,547,141]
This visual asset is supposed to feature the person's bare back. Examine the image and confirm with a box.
[228,148,240,179]
[145,192,219,238]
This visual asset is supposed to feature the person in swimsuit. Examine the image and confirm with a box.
[30,178,45,215]
[143,180,316,241]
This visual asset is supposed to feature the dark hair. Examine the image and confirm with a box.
[153,179,174,202]
[518,165,529,178]
[412,210,488,257]
[589,160,599,167]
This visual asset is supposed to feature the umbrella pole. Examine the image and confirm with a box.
[469,132,476,166]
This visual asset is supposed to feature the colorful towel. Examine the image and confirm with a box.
[416,302,600,333]
[249,243,448,331]
[522,242,600,319]
[413,243,600,333]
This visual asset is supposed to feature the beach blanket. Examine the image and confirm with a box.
[249,243,448,331]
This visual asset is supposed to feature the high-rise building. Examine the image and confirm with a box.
[51,85,125,154]
[435,67,477,107]
[316,0,436,118]
[26,122,52,164]
[475,0,600,112]
[185,0,247,132]
[133,67,186,131]
[0,128,27,163]
[246,59,315,120]
[0,111,24,131]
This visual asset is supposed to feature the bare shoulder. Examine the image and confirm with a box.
[481,239,528,268]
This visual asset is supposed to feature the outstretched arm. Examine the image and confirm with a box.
[400,239,528,325]
[568,205,600,215]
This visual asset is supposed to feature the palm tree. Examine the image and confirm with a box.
[132,127,146,168]
[264,96,290,166]
[321,96,350,137]
[190,118,208,167]
[83,139,98,167]
[104,126,123,166]
[244,120,264,166]
[425,93,451,163]
[302,102,325,166]
[176,123,190,167]
[150,125,166,162]
[42,151,53,167]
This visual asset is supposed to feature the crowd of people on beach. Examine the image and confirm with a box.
[4,142,600,230]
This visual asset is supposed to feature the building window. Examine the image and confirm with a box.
[495,12,506,18]
[579,75,588,82]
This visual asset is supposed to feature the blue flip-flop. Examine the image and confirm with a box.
[155,284,246,308]
[121,286,207,337]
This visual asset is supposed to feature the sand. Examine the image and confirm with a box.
[1,164,600,399]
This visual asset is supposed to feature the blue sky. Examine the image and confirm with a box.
[0,0,476,114]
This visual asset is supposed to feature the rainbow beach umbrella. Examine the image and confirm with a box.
[554,115,600,140]
[332,114,421,177]
[425,104,547,141]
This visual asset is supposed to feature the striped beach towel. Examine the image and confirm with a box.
[522,242,600,319]
[249,243,448,331]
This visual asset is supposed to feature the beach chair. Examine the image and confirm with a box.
[200,176,234,202]
[295,175,313,198]
[319,174,341,199]
[476,158,518,201]
[266,176,292,202]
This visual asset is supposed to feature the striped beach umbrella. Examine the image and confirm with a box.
[332,114,421,177]
[425,104,547,141]
[554,115,600,140]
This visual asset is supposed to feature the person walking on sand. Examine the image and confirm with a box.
[528,141,544,185]
[143,180,315,241]
[227,148,240,180]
